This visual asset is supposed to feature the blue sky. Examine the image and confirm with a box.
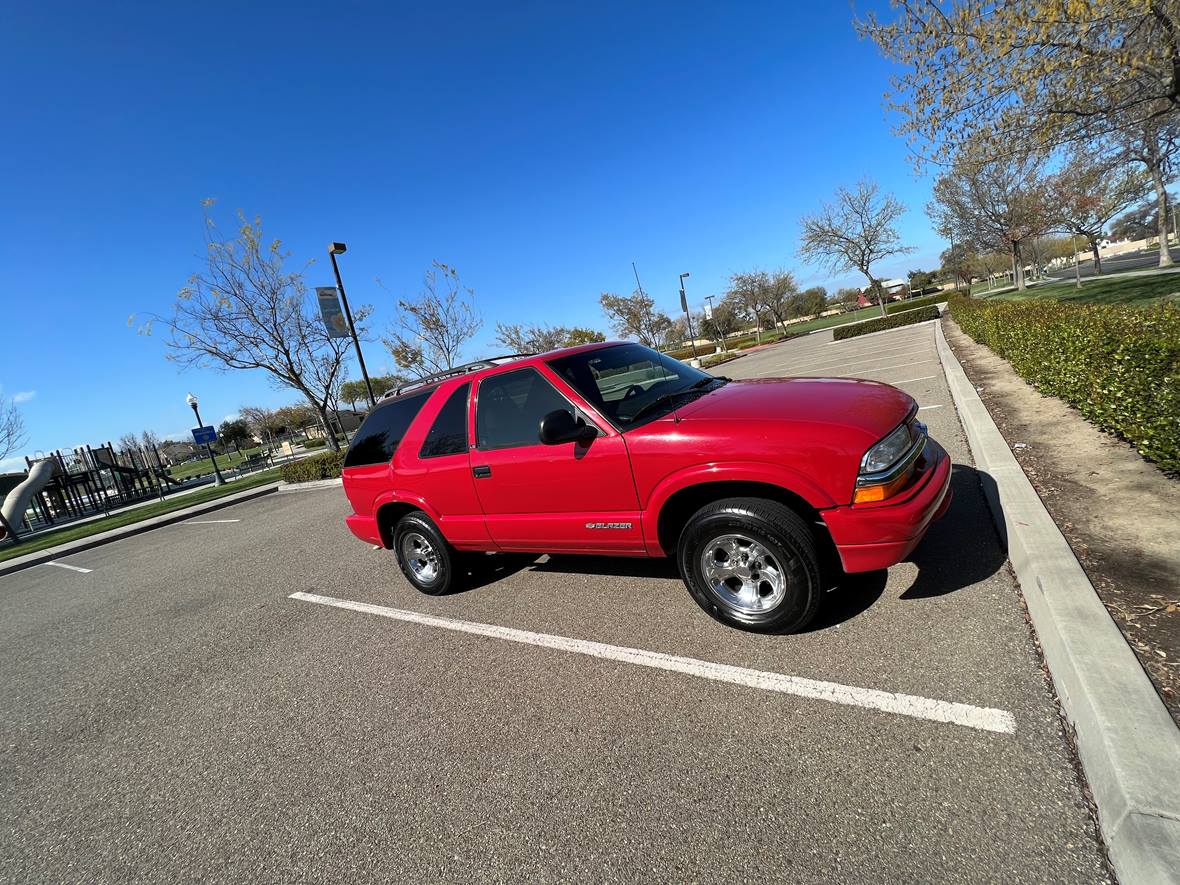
[0,0,942,466]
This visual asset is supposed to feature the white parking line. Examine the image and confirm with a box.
[892,375,937,384]
[291,592,1017,735]
[182,519,241,524]
[833,359,938,377]
[918,405,944,411]
[758,350,932,377]
[45,561,92,574]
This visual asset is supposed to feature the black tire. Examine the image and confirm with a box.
[392,512,460,596]
[677,497,822,633]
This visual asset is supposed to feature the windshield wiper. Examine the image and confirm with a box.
[626,377,727,424]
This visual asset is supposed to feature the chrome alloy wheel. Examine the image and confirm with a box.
[400,531,440,584]
[699,533,786,614]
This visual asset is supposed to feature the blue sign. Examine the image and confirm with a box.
[192,426,217,445]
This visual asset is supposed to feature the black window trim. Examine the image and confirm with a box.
[417,381,471,460]
[473,365,596,452]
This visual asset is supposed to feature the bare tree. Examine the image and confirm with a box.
[598,290,673,348]
[0,395,27,464]
[1049,152,1149,274]
[240,405,282,453]
[117,433,141,456]
[1119,114,1180,268]
[798,179,913,316]
[384,261,482,375]
[726,270,798,332]
[147,205,363,453]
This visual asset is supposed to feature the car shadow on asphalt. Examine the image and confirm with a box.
[899,464,1006,600]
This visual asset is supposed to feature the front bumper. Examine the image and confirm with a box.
[822,438,952,573]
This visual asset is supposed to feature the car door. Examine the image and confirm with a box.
[469,365,643,554]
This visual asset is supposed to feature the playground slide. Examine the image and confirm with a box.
[0,459,58,542]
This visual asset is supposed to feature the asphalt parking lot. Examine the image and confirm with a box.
[0,320,1112,882]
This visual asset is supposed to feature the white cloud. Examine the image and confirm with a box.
[0,456,25,471]
[12,391,35,403]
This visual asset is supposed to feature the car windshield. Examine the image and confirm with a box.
[548,343,718,427]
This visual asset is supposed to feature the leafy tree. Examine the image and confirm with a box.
[798,179,913,315]
[929,146,1049,290]
[858,2,1180,167]
[562,327,606,346]
[907,269,937,292]
[147,205,363,452]
[275,403,317,436]
[340,374,405,408]
[1110,202,1161,242]
[494,323,570,354]
[701,297,741,347]
[383,261,482,374]
[1048,152,1149,274]
[219,418,253,454]
[793,286,829,319]
[598,290,672,348]
[938,242,977,290]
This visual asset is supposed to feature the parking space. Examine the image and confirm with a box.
[0,324,1112,881]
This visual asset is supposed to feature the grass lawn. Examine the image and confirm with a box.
[166,446,266,480]
[0,468,282,564]
[983,270,1180,306]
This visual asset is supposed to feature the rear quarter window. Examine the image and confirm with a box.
[343,390,431,468]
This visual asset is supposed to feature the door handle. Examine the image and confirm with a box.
[472,465,492,478]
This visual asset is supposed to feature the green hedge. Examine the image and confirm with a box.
[832,305,941,341]
[950,296,1180,472]
[302,437,328,449]
[885,295,942,315]
[280,451,345,483]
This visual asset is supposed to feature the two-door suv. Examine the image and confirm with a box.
[342,342,951,632]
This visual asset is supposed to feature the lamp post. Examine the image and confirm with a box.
[704,294,727,352]
[186,393,225,486]
[678,272,699,360]
[327,242,376,408]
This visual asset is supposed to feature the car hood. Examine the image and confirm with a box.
[672,377,915,439]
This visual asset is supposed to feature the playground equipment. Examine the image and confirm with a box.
[0,440,186,545]
[0,459,58,542]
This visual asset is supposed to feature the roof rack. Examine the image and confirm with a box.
[380,354,535,401]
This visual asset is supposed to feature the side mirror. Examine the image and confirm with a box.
[539,409,596,445]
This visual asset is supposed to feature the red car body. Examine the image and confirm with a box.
[342,342,951,575]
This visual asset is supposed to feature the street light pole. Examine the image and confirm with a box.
[186,393,225,486]
[679,273,699,360]
[1072,234,1082,289]
[704,294,726,352]
[328,242,376,408]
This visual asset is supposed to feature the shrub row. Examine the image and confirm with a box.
[949,296,1180,472]
[885,294,942,315]
[279,451,345,483]
[302,437,328,449]
[832,305,941,341]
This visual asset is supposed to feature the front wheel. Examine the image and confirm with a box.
[677,498,822,633]
[392,512,460,596]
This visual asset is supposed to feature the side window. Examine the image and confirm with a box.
[419,383,470,458]
[343,390,431,468]
[476,368,572,450]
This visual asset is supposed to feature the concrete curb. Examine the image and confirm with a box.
[0,484,280,578]
[278,477,343,491]
[935,318,1180,884]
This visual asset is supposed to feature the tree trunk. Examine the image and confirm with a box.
[316,407,340,452]
[1011,242,1026,291]
[1150,165,1174,268]
[1088,235,1102,275]
[864,275,887,317]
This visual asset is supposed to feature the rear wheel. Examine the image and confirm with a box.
[677,497,822,633]
[392,512,459,596]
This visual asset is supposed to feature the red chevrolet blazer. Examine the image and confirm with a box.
[342,341,951,632]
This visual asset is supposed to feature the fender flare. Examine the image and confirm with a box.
[641,461,837,551]
[371,490,443,540]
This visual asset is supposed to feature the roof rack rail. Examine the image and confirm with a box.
[380,354,535,400]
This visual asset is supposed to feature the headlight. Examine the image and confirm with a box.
[861,423,913,474]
